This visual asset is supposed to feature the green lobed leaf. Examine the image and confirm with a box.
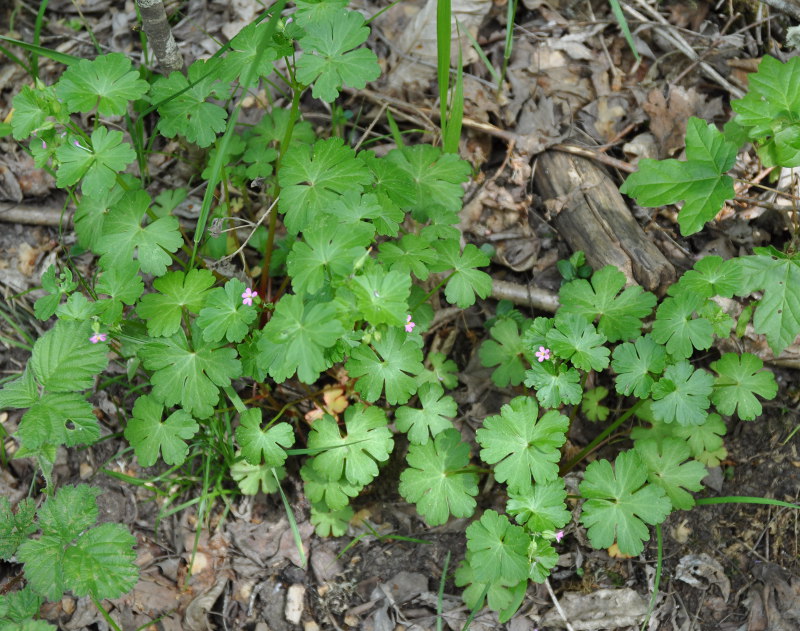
[196,278,258,343]
[524,361,582,408]
[17,392,99,449]
[287,218,369,295]
[30,320,109,392]
[669,255,743,299]
[399,428,478,526]
[506,479,571,533]
[0,498,37,560]
[455,560,527,622]
[150,60,228,147]
[0,369,38,409]
[395,383,456,445]
[731,56,800,166]
[308,404,393,486]
[55,127,136,197]
[231,456,286,496]
[651,293,714,359]
[96,189,183,277]
[709,352,778,420]
[137,269,215,337]
[633,438,706,510]
[16,485,136,602]
[124,394,199,467]
[235,409,295,467]
[476,396,568,492]
[415,351,459,389]
[619,117,737,235]
[310,501,354,537]
[61,522,138,599]
[465,510,530,585]
[345,326,423,405]
[546,313,610,372]
[479,318,529,387]
[73,180,126,250]
[738,248,800,355]
[0,585,45,625]
[301,460,364,511]
[352,268,411,327]
[214,21,278,87]
[384,145,471,223]
[321,190,400,238]
[527,535,559,583]
[611,335,666,398]
[55,53,148,115]
[650,360,714,426]
[434,240,492,308]
[37,485,100,541]
[558,266,656,342]
[633,411,728,468]
[34,265,78,321]
[95,260,144,325]
[139,328,241,419]
[581,386,610,422]
[11,85,58,140]
[258,294,345,384]
[17,535,67,601]
[296,9,381,102]
[378,234,439,281]
[579,450,672,556]
[278,137,372,234]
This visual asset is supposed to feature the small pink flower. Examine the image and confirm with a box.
[535,346,551,362]
[405,315,416,333]
[241,287,257,306]
[89,332,107,344]
[555,530,565,543]
[41,140,47,150]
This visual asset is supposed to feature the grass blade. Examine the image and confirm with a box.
[436,0,452,139]
[443,30,463,154]
[0,36,80,66]
[608,0,640,61]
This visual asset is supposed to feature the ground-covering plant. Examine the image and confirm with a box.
[0,2,799,627]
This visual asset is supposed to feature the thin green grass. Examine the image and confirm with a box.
[274,468,307,567]
[31,0,51,79]
[499,0,517,90]
[190,0,288,270]
[436,0,464,153]
[608,0,640,61]
[436,551,451,631]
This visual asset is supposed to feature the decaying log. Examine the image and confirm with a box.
[532,149,676,292]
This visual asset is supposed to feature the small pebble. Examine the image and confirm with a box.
[285,583,305,625]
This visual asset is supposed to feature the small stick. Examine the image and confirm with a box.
[136,0,184,72]
[544,578,576,631]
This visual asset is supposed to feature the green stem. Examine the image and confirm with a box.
[223,385,247,414]
[560,399,644,474]
[695,496,800,510]
[412,272,455,310]
[641,524,662,631]
[258,84,303,315]
[91,595,123,631]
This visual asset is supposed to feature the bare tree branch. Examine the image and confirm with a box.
[136,0,184,72]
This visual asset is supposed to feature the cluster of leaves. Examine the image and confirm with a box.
[0,485,137,629]
[0,0,495,618]
[620,55,800,354]
[0,0,792,626]
[469,256,779,617]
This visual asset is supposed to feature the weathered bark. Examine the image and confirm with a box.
[532,149,676,292]
[136,0,184,73]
